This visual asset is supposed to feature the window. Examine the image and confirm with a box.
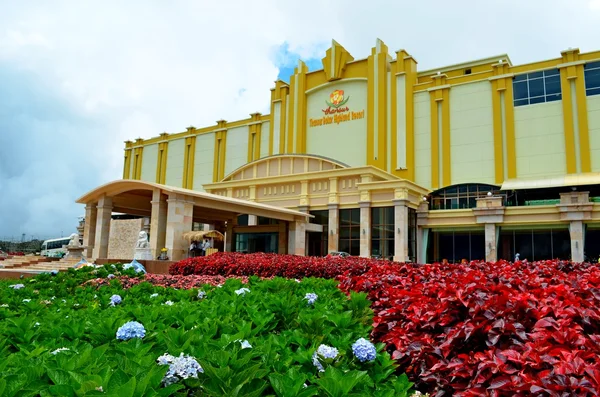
[464,68,472,75]
[339,209,360,256]
[237,215,249,226]
[585,61,600,97]
[408,208,417,262]
[513,69,561,107]
[371,207,394,260]
[430,184,505,210]
[308,210,328,256]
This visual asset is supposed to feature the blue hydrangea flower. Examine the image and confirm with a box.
[116,321,146,340]
[197,290,206,299]
[312,344,339,372]
[156,353,203,386]
[107,274,115,279]
[235,288,250,296]
[352,338,377,362]
[50,270,59,276]
[110,295,122,306]
[304,293,318,305]
[10,284,25,290]
[164,301,174,306]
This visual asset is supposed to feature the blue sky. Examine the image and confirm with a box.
[274,42,324,83]
[1,0,600,239]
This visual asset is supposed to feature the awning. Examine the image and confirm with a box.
[182,230,224,242]
[500,173,600,191]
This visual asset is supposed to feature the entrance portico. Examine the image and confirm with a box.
[76,180,312,261]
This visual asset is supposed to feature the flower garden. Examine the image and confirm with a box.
[3,252,600,395]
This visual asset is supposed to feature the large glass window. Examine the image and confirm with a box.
[308,210,328,256]
[497,228,570,261]
[585,61,600,97]
[430,184,504,210]
[371,207,394,260]
[428,230,485,263]
[235,232,278,254]
[339,208,360,256]
[513,69,562,107]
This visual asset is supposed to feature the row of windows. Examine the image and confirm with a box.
[512,61,600,107]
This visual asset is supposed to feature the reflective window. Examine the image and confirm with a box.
[430,184,505,210]
[339,209,360,256]
[371,207,394,260]
[513,69,562,107]
[585,61,600,97]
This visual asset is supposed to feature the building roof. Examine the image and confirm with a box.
[76,180,312,223]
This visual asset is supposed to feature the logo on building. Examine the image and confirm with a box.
[309,88,365,128]
[325,90,349,108]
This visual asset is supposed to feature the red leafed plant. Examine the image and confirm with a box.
[337,260,600,396]
[169,252,383,279]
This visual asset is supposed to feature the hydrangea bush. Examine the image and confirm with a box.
[0,266,415,396]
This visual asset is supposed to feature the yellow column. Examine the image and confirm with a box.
[247,112,262,162]
[131,138,144,180]
[392,50,417,181]
[286,61,308,154]
[156,133,169,184]
[213,120,228,182]
[367,39,389,170]
[123,142,132,179]
[182,129,196,189]
[428,73,450,189]
[489,61,516,182]
[559,48,590,173]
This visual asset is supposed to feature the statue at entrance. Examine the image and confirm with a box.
[133,230,152,260]
[68,233,81,247]
[135,231,149,249]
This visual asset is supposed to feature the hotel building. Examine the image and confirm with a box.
[78,39,600,263]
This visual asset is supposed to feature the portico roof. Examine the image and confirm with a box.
[76,180,312,223]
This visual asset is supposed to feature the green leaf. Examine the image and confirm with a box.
[48,384,75,397]
[113,377,136,397]
[0,379,6,396]
[107,369,129,391]
[47,369,71,385]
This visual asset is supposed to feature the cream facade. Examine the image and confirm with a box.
[110,39,600,263]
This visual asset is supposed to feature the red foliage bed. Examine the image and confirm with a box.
[170,253,600,395]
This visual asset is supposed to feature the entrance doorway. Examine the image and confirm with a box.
[308,232,327,256]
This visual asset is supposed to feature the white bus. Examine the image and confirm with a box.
[41,237,71,258]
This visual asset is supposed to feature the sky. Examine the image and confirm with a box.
[1,0,600,240]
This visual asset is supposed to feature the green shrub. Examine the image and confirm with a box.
[0,271,415,396]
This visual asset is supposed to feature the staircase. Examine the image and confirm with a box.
[0,255,83,278]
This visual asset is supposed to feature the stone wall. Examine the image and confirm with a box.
[107,219,143,259]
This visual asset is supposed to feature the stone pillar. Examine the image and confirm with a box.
[83,203,97,259]
[248,215,258,226]
[288,220,307,256]
[225,218,235,252]
[557,191,592,263]
[570,220,585,263]
[393,199,409,262]
[278,222,287,254]
[359,202,371,258]
[484,223,498,262]
[473,195,505,262]
[92,196,113,260]
[165,194,194,261]
[327,204,339,253]
[149,189,168,259]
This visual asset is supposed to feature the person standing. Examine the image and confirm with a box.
[189,241,196,258]
[201,238,210,256]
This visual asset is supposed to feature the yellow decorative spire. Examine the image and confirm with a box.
[321,39,354,81]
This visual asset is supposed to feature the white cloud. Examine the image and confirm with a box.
[0,0,599,238]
